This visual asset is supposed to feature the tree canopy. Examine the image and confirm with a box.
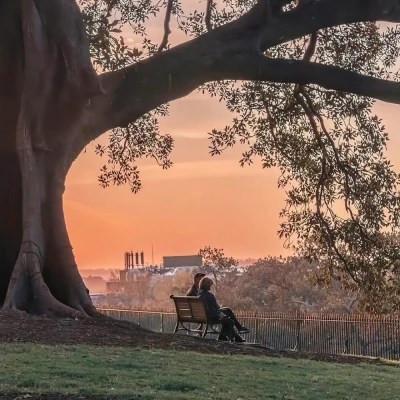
[78,0,400,311]
[1,0,400,315]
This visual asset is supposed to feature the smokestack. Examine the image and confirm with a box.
[124,252,128,270]
[131,251,134,268]
[135,252,139,266]
[140,251,144,266]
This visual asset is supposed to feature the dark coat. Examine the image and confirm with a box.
[186,284,199,297]
[199,289,220,321]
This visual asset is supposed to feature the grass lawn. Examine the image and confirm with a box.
[0,343,399,400]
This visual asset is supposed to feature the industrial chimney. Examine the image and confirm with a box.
[140,251,144,266]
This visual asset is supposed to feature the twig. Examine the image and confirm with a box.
[158,0,174,52]
[205,0,213,31]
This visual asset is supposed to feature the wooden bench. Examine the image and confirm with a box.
[170,295,221,338]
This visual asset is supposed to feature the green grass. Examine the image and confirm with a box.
[0,343,399,399]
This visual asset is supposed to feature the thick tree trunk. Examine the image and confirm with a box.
[0,0,98,316]
[43,170,97,316]
[0,153,22,306]
[1,130,91,316]
[0,145,96,316]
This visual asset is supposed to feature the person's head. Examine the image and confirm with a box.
[193,272,206,286]
[199,276,214,291]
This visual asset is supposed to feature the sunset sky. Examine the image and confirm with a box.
[65,92,288,269]
[65,95,400,270]
[65,12,400,270]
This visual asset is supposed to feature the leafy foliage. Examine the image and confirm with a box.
[198,246,238,289]
[81,0,172,191]
[79,0,400,309]
[217,256,359,313]
[205,24,400,310]
[95,106,173,192]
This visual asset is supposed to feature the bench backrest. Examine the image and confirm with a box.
[170,295,208,322]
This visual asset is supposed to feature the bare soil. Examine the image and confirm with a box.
[0,311,393,365]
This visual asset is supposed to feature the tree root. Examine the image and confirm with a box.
[2,244,87,318]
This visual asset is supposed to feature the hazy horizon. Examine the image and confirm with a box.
[65,98,400,270]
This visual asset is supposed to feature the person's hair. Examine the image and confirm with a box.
[199,276,213,291]
[194,272,206,281]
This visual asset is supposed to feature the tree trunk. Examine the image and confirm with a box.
[43,169,97,316]
[0,0,98,316]
[0,152,22,306]
[1,123,92,316]
[0,140,96,317]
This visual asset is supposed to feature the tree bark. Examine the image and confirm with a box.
[2,103,87,316]
[0,0,98,316]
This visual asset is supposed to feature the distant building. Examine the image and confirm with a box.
[105,253,203,294]
[83,275,107,294]
[163,255,202,269]
[90,293,106,306]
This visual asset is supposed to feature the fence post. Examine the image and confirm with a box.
[160,313,164,333]
[255,314,260,343]
[296,312,302,352]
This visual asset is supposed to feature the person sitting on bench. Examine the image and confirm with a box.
[186,272,206,296]
[198,277,249,342]
[189,274,250,334]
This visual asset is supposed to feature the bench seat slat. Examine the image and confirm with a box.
[170,295,221,338]
[171,295,209,323]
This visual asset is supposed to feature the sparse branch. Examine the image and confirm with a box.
[295,92,361,285]
[205,0,213,31]
[289,31,318,109]
[300,90,369,243]
[303,31,318,62]
[158,0,174,52]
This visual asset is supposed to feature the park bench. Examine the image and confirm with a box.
[170,295,221,338]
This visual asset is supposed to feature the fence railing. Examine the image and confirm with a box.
[99,308,400,360]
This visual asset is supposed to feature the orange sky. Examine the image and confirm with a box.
[65,93,288,268]
[65,14,400,270]
[65,93,400,269]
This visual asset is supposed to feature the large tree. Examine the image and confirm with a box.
[1,0,400,316]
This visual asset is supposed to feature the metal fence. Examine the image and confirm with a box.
[99,308,400,360]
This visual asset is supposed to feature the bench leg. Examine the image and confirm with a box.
[201,323,208,338]
[196,323,204,337]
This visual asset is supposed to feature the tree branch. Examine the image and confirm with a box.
[205,0,213,31]
[158,0,174,52]
[258,0,400,50]
[81,0,400,150]
[222,56,400,105]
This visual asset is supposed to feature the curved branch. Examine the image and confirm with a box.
[80,0,400,150]
[222,56,400,105]
[259,0,400,50]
